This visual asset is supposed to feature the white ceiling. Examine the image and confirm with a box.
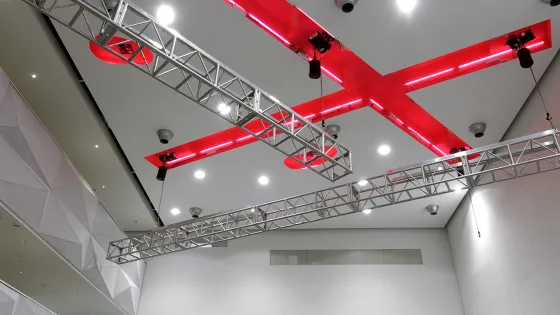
[0,203,125,315]
[0,0,154,231]
[3,0,560,230]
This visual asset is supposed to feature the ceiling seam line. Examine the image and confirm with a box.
[40,14,164,228]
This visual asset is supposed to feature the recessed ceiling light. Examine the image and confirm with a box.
[170,208,181,215]
[31,74,37,79]
[217,102,231,115]
[453,185,463,192]
[362,209,372,214]
[194,170,206,179]
[377,144,391,156]
[437,166,443,171]
[258,175,269,185]
[396,0,418,13]
[102,185,105,189]
[156,5,175,25]
[94,144,99,148]
[357,179,368,186]
[19,271,23,274]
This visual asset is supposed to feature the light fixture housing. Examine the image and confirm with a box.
[377,144,391,155]
[335,0,358,13]
[258,175,269,185]
[170,208,181,215]
[189,207,203,218]
[469,122,486,138]
[157,129,174,144]
[156,5,175,25]
[425,204,439,215]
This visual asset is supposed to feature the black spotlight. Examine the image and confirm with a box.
[517,47,534,69]
[156,165,168,181]
[308,32,332,54]
[309,58,321,79]
[506,29,536,69]
[541,0,560,6]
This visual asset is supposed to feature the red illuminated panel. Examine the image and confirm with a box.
[89,36,154,65]
[145,0,552,169]
[146,89,369,168]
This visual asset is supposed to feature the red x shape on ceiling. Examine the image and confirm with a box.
[145,0,551,169]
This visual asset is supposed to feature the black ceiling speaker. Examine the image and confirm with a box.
[156,165,168,181]
[309,58,321,79]
[517,47,534,69]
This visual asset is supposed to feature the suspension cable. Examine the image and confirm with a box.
[530,67,556,130]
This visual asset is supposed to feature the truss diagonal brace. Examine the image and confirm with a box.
[21,0,353,182]
[107,130,560,263]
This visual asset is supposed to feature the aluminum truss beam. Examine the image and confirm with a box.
[20,0,353,182]
[107,129,560,263]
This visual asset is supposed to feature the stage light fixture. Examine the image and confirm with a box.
[309,57,322,79]
[506,30,536,69]
[308,32,332,54]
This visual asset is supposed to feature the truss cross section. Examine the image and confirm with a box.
[21,0,353,182]
[106,130,560,263]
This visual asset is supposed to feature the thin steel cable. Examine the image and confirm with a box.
[154,174,166,229]
[467,188,481,237]
[530,66,556,129]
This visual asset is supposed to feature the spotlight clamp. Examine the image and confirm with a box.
[506,29,536,69]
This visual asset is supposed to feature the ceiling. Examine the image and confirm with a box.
[3,0,560,230]
[0,0,154,231]
[0,203,125,315]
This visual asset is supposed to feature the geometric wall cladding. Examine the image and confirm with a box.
[0,281,53,315]
[0,69,144,315]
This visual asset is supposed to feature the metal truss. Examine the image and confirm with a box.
[21,0,353,182]
[107,129,560,263]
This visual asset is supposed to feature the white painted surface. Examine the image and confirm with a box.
[138,229,464,315]
[47,0,560,229]
[447,50,560,315]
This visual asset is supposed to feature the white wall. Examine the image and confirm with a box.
[138,229,463,315]
[447,49,560,315]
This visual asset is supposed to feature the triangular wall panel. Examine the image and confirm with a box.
[0,65,144,315]
[0,281,55,315]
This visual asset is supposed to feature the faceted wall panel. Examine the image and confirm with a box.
[0,281,53,315]
[0,70,144,315]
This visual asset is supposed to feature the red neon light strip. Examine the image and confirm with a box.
[433,146,446,156]
[247,14,291,45]
[321,99,362,114]
[321,66,343,83]
[200,141,233,154]
[167,153,196,165]
[404,68,454,86]
[408,127,431,145]
[228,0,246,12]
[146,7,551,168]
[459,41,544,69]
